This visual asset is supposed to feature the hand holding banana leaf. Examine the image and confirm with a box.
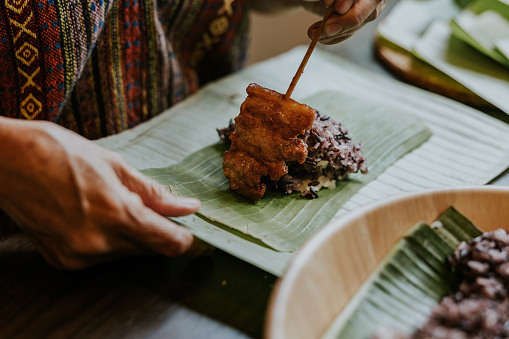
[0,117,206,269]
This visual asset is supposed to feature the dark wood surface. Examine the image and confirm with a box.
[1,1,508,339]
[0,233,275,339]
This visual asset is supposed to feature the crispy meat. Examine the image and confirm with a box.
[223,83,316,201]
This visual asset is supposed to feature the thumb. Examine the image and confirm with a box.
[118,164,201,217]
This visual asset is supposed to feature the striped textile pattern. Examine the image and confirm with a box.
[0,0,249,139]
[0,0,249,234]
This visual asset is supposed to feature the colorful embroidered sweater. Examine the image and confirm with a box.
[0,0,249,140]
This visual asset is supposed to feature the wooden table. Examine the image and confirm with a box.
[1,2,508,338]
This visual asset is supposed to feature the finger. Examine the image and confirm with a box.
[321,20,364,41]
[321,0,381,38]
[118,164,200,217]
[123,205,194,257]
[309,19,357,42]
[308,14,355,39]
[335,0,356,15]
[308,21,324,40]
[367,0,386,22]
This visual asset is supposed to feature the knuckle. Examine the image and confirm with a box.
[373,5,384,21]
[149,179,167,198]
[66,232,109,256]
[350,12,364,28]
[122,193,146,218]
[369,10,379,21]
[84,191,126,225]
[106,151,127,168]
[113,154,128,167]
[124,189,144,205]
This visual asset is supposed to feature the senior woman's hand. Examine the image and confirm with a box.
[0,117,207,269]
[300,0,386,44]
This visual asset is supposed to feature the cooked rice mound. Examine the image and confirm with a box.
[281,111,367,198]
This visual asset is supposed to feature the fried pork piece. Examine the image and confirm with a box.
[223,83,316,201]
[218,111,369,199]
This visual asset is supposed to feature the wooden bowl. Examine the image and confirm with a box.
[265,186,509,339]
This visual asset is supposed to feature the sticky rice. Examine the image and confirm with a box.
[218,111,367,199]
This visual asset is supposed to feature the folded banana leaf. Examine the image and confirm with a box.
[377,0,509,114]
[321,207,482,339]
[413,19,509,115]
[450,0,509,67]
[142,91,431,252]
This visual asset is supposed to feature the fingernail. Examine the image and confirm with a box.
[325,23,341,36]
[178,197,201,209]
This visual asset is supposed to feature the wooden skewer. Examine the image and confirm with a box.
[284,5,336,100]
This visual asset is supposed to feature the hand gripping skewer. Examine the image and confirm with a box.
[284,5,336,100]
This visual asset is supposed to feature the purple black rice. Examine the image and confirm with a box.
[218,111,368,199]
[373,229,509,339]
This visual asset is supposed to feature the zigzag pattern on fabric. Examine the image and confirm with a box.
[0,0,249,140]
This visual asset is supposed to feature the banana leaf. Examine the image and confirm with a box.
[498,39,509,61]
[321,207,482,339]
[141,91,431,252]
[450,6,509,67]
[377,0,509,114]
[412,20,509,115]
[466,0,509,16]
[377,0,461,53]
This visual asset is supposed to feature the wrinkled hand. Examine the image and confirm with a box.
[300,0,386,44]
[0,117,206,269]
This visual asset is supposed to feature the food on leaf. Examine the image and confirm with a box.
[375,229,509,339]
[219,83,367,202]
[323,206,509,339]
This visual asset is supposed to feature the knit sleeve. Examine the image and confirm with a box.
[0,0,113,122]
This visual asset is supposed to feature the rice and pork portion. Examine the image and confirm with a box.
[218,83,367,201]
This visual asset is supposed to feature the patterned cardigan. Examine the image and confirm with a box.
[0,0,249,139]
[0,0,249,235]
